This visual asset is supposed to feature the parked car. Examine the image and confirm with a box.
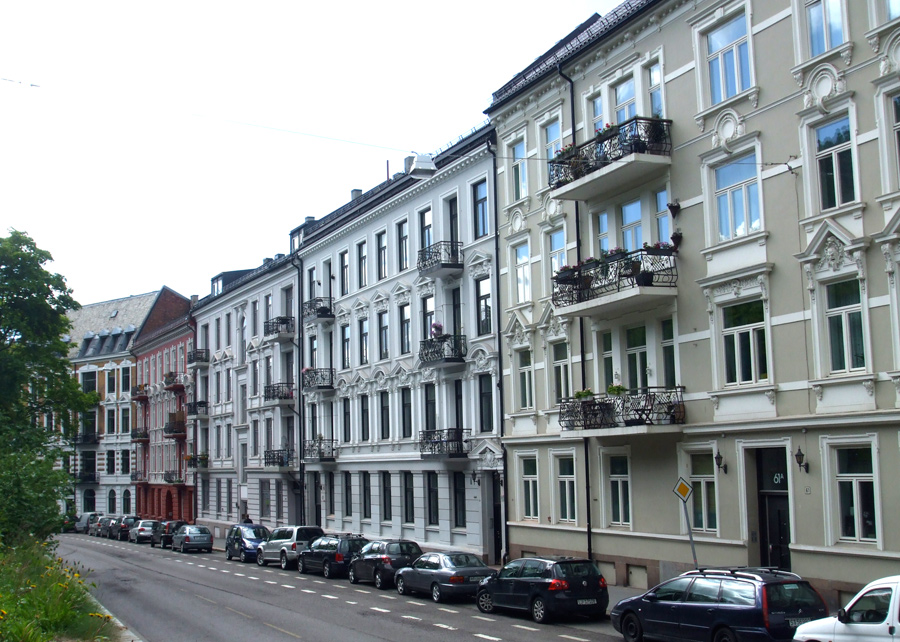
[395,551,495,602]
[794,575,900,642]
[348,539,423,589]
[150,520,187,548]
[477,556,609,624]
[128,520,159,543]
[298,534,369,579]
[75,512,103,534]
[171,524,213,553]
[225,524,270,563]
[257,525,324,569]
[109,515,140,541]
[610,567,827,642]
[61,513,78,533]
[98,516,120,538]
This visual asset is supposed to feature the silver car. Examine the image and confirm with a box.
[128,520,159,543]
[257,525,324,569]
[171,525,213,553]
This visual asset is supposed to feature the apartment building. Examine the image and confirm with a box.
[293,125,504,561]
[488,0,900,600]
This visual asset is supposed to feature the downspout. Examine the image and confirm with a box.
[558,64,593,561]
[487,136,510,564]
[189,315,198,523]
[292,253,306,523]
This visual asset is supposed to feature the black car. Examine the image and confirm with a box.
[349,539,423,589]
[224,524,270,563]
[610,567,828,642]
[109,515,140,541]
[150,520,187,548]
[298,534,369,579]
[395,551,495,602]
[476,556,609,624]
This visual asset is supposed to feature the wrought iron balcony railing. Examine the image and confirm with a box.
[131,429,150,442]
[301,297,335,322]
[417,241,464,274]
[131,384,150,400]
[130,471,148,482]
[187,348,210,365]
[301,368,335,390]
[77,471,98,483]
[185,454,210,468]
[264,383,295,402]
[302,439,337,462]
[419,334,467,364]
[163,421,187,437]
[560,386,686,430]
[549,116,673,190]
[164,471,184,484]
[163,371,184,390]
[186,400,209,416]
[418,428,471,458]
[74,432,101,445]
[264,448,295,467]
[551,248,677,307]
[264,316,295,336]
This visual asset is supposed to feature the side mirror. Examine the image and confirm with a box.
[644,592,659,602]
[837,608,848,624]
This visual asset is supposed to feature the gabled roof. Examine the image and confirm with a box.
[66,291,159,360]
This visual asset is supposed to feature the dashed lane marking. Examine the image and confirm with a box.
[559,636,590,642]
[322,595,339,600]
[301,589,316,594]
[226,607,253,619]
[380,595,397,600]
[434,623,458,631]
[475,635,502,641]
[346,601,358,605]
[249,577,260,581]
[282,585,295,589]
[438,607,459,613]
[370,607,390,613]
[265,581,278,585]
[264,623,301,639]
[512,624,539,631]
[402,615,422,621]
[234,573,245,577]
[355,589,371,594]
[195,595,216,604]
[472,616,496,622]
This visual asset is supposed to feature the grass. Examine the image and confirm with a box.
[0,539,117,642]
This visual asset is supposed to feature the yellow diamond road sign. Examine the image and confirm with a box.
[673,477,693,502]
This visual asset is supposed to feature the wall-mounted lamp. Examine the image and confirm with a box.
[667,201,681,218]
[471,470,480,486]
[795,447,809,473]
[714,450,728,474]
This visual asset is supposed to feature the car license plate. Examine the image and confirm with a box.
[469,576,486,582]
[788,618,810,627]
[577,598,597,605]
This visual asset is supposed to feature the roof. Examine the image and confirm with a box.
[65,291,159,360]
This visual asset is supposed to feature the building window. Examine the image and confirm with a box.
[227,480,233,519]
[376,231,387,281]
[517,350,534,410]
[544,119,561,178]
[200,480,208,511]
[357,241,367,289]
[358,318,369,365]
[121,449,130,474]
[341,325,350,369]
[251,301,258,336]
[106,450,115,475]
[715,152,760,242]
[512,140,527,201]
[327,472,334,515]
[476,277,491,335]
[421,296,434,340]
[621,199,643,251]
[381,472,392,521]
[557,456,576,523]
[662,319,677,388]
[275,480,283,520]
[420,208,432,250]
[614,77,636,123]
[107,370,115,395]
[608,455,631,526]
[478,374,493,433]
[225,313,232,347]
[453,472,466,528]
[339,251,349,296]
[591,93,604,135]
[597,212,609,254]
[826,280,865,372]
[893,95,900,185]
[342,398,351,443]
[344,472,353,517]
[260,480,271,518]
[122,489,131,514]
[424,383,436,432]
[265,418,273,452]
[473,180,488,238]
[656,189,670,244]
[360,394,370,441]
[426,472,439,526]
[816,116,855,210]
[215,318,221,351]
[107,408,116,434]
[403,472,415,523]
[251,419,259,457]
[108,489,116,513]
[551,342,571,405]
[807,0,844,58]
[690,453,717,531]
[399,304,411,354]
[648,61,663,117]
[601,331,614,390]
[626,326,648,390]
[362,471,371,519]
[549,228,565,276]
[892,0,900,20]
[380,391,390,440]
[397,220,409,271]
[722,300,768,385]
[522,457,538,520]
[514,242,530,303]
[378,311,389,360]
[706,12,751,105]
[401,387,412,439]
[835,447,876,541]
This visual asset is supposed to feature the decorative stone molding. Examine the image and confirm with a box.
[765,389,775,405]
[711,109,746,152]
[813,384,823,401]
[882,242,896,288]
[709,394,719,410]
[862,379,875,396]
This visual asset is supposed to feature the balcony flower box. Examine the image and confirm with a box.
[643,241,675,256]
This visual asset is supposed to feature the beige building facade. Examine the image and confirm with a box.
[488,0,900,602]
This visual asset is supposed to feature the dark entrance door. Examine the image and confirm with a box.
[756,447,790,570]
[312,472,322,527]
[492,472,503,563]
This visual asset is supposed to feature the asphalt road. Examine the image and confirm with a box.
[57,534,625,642]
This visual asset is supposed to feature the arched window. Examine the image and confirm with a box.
[123,489,132,514]
[108,489,117,514]
[83,489,96,512]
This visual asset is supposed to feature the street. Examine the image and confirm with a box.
[57,534,626,642]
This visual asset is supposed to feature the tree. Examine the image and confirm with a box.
[0,230,96,544]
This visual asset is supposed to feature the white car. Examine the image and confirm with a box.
[794,575,899,642]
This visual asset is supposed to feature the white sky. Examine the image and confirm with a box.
[1,1,617,305]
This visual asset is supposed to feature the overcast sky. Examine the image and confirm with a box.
[1,1,618,306]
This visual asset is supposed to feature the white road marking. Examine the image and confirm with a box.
[559,636,590,642]
[197,565,206,568]
[355,589,371,594]
[474,635,502,641]
[301,589,316,594]
[265,580,277,585]
[346,601,358,605]
[234,573,245,577]
[221,570,229,573]
[472,615,496,622]
[370,607,390,613]
[402,615,422,621]
[380,595,397,600]
[322,594,339,600]
[407,600,426,606]
[439,607,459,613]
[313,580,326,584]
[513,624,539,631]
[282,584,295,589]
[248,576,259,580]
[434,623,458,631]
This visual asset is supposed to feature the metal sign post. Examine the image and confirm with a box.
[673,477,699,570]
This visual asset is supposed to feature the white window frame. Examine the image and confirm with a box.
[510,137,527,202]
[514,241,531,303]
[655,189,670,246]
[518,452,539,521]
[625,325,648,390]
[815,115,856,211]
[621,199,643,252]
[550,341,571,406]
[792,0,850,66]
[600,446,632,528]
[552,450,577,524]
[798,99,859,220]
[517,349,534,411]
[721,299,769,386]
[819,433,882,548]
[678,441,722,535]
[548,228,566,276]
[597,211,609,255]
[590,92,605,136]
[824,279,866,374]
[614,76,636,124]
[646,60,664,118]
[714,151,761,242]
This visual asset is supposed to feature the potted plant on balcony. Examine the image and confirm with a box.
[573,388,595,401]
[554,142,576,160]
[643,241,675,256]
[430,322,447,341]
[606,246,627,261]
[607,383,627,396]
[554,264,576,284]
[578,256,600,271]
[198,452,209,467]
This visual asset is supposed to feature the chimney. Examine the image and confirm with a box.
[190,295,198,306]
[305,216,315,224]
[404,155,415,173]
[263,258,273,265]
[351,189,362,200]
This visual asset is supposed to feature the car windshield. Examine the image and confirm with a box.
[446,554,487,568]
[190,526,211,535]
[242,526,269,539]
[556,561,600,579]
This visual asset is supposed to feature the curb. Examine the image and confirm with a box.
[88,593,146,642]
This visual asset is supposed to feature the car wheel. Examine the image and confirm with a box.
[298,557,307,574]
[257,551,267,566]
[207,548,213,554]
[240,549,247,564]
[476,590,495,614]
[431,583,443,603]
[348,565,359,584]
[150,540,155,548]
[374,570,386,590]
[531,596,551,624]
[714,628,736,642]
[280,552,290,571]
[396,576,407,596]
[322,562,332,579]
[622,613,644,642]
[181,543,187,554]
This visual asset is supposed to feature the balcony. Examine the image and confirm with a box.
[186,400,209,420]
[559,386,686,437]
[187,348,210,368]
[417,241,464,279]
[130,471,149,483]
[549,117,672,202]
[131,384,150,403]
[74,432,101,445]
[264,448,296,468]
[131,429,150,443]
[301,368,335,394]
[419,429,471,459]
[185,454,209,469]
[552,248,678,319]
[263,316,295,342]
[164,471,185,485]
[163,412,187,439]
[77,471,98,484]
[263,383,295,407]
[418,335,467,370]
[302,297,335,325]
[163,371,185,392]
[302,439,338,463]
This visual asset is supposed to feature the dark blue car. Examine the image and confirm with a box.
[224,524,270,563]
